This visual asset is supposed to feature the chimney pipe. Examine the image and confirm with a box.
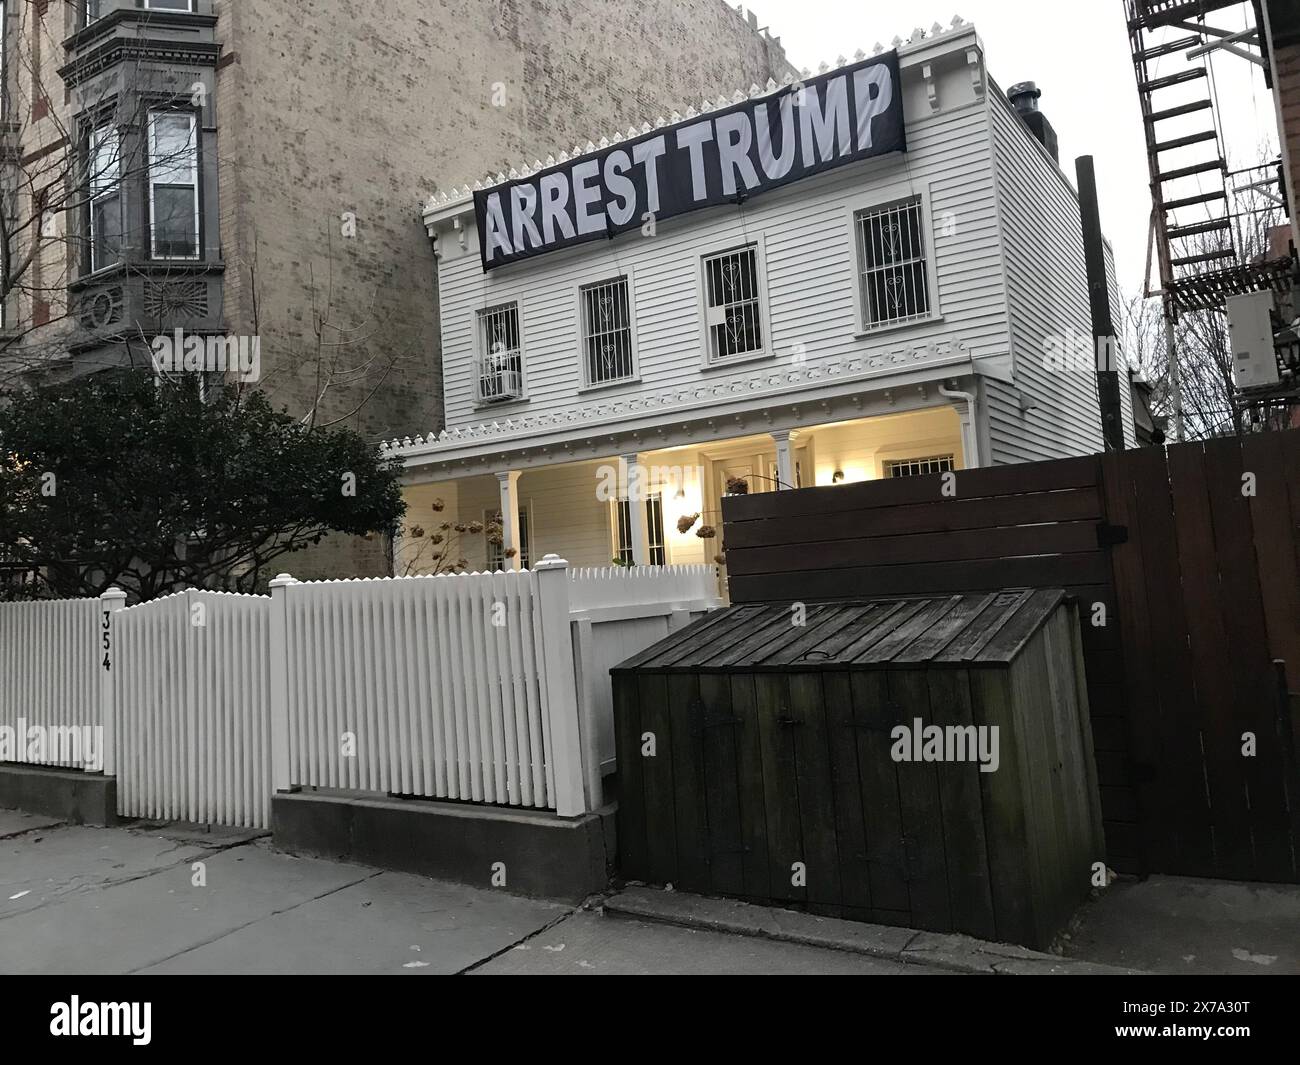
[1008,80,1059,163]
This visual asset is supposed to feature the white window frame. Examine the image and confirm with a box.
[883,454,955,478]
[143,0,198,11]
[874,431,965,479]
[148,109,200,261]
[576,269,640,391]
[845,182,942,338]
[473,300,527,406]
[697,235,772,368]
[485,503,531,570]
[612,492,667,566]
[88,123,122,274]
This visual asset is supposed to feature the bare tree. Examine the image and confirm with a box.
[1130,150,1289,440]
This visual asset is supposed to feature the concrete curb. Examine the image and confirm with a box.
[603,887,1142,975]
[272,791,616,903]
[0,764,117,826]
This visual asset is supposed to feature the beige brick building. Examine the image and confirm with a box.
[1,0,792,576]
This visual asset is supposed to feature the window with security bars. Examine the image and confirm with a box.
[486,508,530,570]
[856,199,932,329]
[581,277,635,385]
[477,302,524,402]
[615,494,666,566]
[703,245,763,360]
[884,455,954,478]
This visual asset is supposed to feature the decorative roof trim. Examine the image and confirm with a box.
[382,342,975,464]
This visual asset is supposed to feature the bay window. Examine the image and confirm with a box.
[88,124,123,272]
[149,110,200,259]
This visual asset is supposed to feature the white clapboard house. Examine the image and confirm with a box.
[385,18,1135,578]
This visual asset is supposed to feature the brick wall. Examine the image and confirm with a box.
[217,0,790,441]
[215,0,791,578]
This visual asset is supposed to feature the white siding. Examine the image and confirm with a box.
[437,86,1010,431]
[987,91,1105,465]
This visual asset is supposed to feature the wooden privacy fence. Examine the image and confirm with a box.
[0,598,100,768]
[2,560,718,829]
[722,428,1300,883]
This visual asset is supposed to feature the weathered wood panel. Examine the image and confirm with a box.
[722,428,1300,883]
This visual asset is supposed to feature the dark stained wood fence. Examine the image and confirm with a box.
[722,428,1300,882]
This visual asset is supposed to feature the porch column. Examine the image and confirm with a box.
[496,470,521,570]
[620,452,650,566]
[771,430,797,490]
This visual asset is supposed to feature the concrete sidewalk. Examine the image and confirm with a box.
[1064,874,1300,974]
[5,810,1293,975]
[0,811,941,975]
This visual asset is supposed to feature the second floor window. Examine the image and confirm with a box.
[88,124,122,272]
[580,276,635,385]
[149,111,199,259]
[703,244,764,361]
[477,302,523,403]
[856,197,932,330]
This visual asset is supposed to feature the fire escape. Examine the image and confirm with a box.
[1126,0,1299,430]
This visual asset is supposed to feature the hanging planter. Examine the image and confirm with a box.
[725,476,749,495]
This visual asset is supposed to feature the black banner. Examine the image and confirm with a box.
[474,51,906,270]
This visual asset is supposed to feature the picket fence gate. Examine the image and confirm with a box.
[3,559,720,830]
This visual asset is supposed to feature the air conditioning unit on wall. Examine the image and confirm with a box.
[480,368,523,402]
[1227,290,1281,391]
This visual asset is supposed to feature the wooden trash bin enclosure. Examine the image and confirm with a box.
[612,588,1105,950]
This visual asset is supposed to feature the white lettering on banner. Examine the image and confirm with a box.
[632,136,668,213]
[756,94,797,180]
[799,74,852,167]
[473,51,906,268]
[675,120,716,201]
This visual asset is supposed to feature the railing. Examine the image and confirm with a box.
[1,559,721,829]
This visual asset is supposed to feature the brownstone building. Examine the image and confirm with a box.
[0,0,792,575]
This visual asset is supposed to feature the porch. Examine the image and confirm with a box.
[395,404,967,577]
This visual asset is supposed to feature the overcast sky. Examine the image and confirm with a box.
[752,1,1280,297]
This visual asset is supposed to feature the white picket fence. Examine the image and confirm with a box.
[276,566,564,812]
[1,558,719,830]
[0,598,101,768]
[113,590,271,828]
